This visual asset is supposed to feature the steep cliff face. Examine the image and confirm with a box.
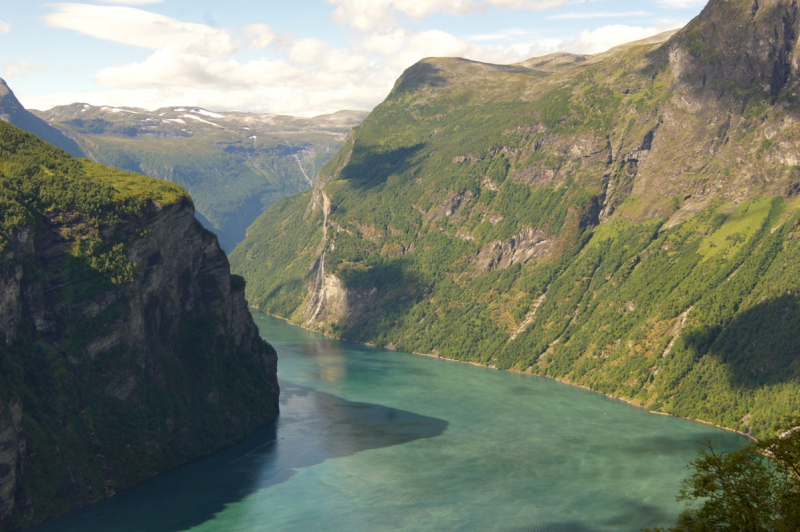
[0,122,278,531]
[232,0,800,437]
[669,0,800,95]
[0,402,23,524]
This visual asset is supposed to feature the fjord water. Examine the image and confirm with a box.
[32,312,745,532]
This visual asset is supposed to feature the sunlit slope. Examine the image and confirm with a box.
[232,0,800,437]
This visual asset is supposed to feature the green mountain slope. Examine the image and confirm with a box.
[0,121,278,530]
[34,103,367,251]
[231,0,800,438]
[0,79,85,158]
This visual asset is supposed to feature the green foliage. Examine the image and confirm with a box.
[0,121,187,283]
[229,191,324,317]
[646,425,800,531]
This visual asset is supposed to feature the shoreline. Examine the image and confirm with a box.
[252,307,757,443]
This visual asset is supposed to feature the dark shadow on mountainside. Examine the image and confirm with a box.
[332,258,429,346]
[683,294,800,389]
[338,143,425,191]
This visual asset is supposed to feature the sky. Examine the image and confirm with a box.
[0,0,708,117]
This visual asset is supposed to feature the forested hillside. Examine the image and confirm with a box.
[231,0,800,437]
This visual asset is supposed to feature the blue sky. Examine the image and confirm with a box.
[0,0,707,116]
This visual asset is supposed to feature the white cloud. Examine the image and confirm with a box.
[17,70,395,117]
[83,34,384,116]
[288,38,328,65]
[42,4,237,54]
[547,11,651,20]
[96,0,164,4]
[657,0,707,7]
[3,61,48,78]
[0,20,10,35]
[362,29,409,55]
[30,2,688,118]
[244,23,277,50]
[387,30,485,69]
[323,49,371,73]
[95,46,292,89]
[466,28,539,42]
[325,0,575,32]
[556,23,678,54]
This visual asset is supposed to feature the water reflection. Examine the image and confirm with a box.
[300,335,348,383]
[29,383,448,532]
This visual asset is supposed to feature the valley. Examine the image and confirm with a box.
[3,0,800,529]
[35,104,367,252]
[0,79,366,252]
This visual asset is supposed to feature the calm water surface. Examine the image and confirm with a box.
[32,312,746,532]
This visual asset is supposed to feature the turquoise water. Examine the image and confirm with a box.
[32,312,745,532]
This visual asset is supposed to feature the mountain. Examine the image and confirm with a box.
[0,121,278,531]
[0,79,85,158]
[34,103,367,252]
[231,0,800,438]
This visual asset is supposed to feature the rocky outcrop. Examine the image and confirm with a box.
[0,199,278,530]
[472,228,555,272]
[303,254,359,328]
[669,0,800,95]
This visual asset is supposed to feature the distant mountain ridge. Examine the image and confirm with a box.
[0,79,85,158]
[0,80,367,253]
[33,102,367,251]
[231,0,800,438]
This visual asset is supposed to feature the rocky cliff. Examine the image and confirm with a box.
[231,0,800,438]
[0,121,278,531]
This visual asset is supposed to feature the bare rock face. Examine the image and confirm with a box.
[670,0,800,95]
[0,199,278,530]
[472,228,555,272]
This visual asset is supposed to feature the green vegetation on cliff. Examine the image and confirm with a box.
[0,122,278,531]
[0,120,187,283]
[231,0,800,438]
